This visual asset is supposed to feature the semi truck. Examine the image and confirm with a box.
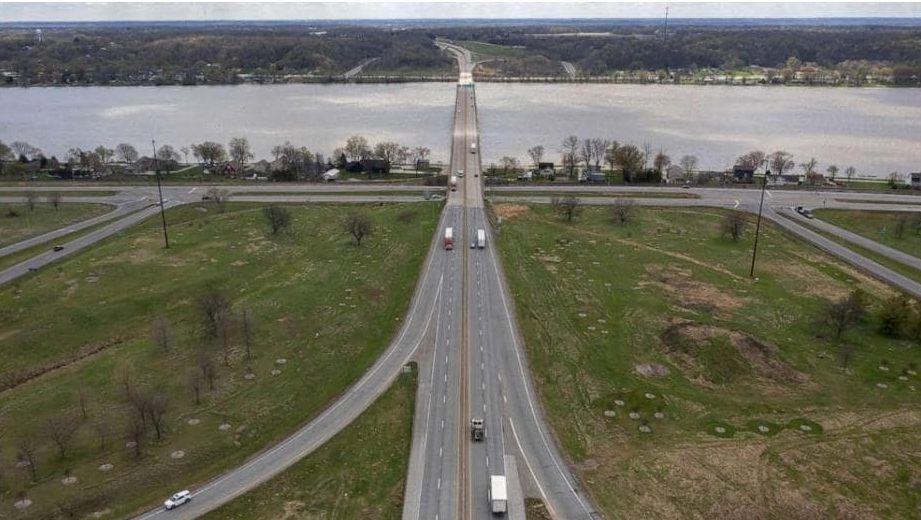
[488,475,508,515]
[450,175,458,191]
[476,229,486,249]
[444,227,454,250]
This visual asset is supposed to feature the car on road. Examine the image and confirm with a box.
[164,490,191,510]
[456,169,464,177]
[53,245,64,252]
[682,184,691,189]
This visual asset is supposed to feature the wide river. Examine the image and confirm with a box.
[2,83,920,177]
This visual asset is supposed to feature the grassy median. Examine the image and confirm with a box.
[492,202,921,518]
[203,366,416,520]
[0,202,112,248]
[0,201,439,518]
[815,209,921,260]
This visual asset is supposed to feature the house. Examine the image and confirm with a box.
[910,172,921,189]
[767,173,803,186]
[665,164,684,184]
[732,166,755,183]
[219,162,240,177]
[579,167,607,184]
[360,159,391,175]
[249,160,272,175]
[344,161,364,173]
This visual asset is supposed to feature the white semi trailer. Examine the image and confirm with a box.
[489,475,507,515]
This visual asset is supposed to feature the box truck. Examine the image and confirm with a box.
[450,176,458,191]
[476,229,486,249]
[471,142,477,154]
[444,227,454,250]
[488,475,507,515]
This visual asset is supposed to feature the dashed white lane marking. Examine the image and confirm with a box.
[437,478,442,490]
[443,394,446,403]
[187,187,198,194]
[481,362,485,370]
[439,447,443,457]
[482,382,486,390]
[444,374,447,383]
[503,395,508,404]
[441,420,445,429]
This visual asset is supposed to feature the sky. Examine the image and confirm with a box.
[1,1,920,22]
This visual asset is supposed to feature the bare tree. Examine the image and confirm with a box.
[24,191,38,212]
[144,391,169,440]
[560,135,580,179]
[240,305,254,360]
[895,215,908,239]
[45,413,80,458]
[115,143,139,165]
[93,417,111,451]
[527,145,545,168]
[217,311,234,367]
[198,288,231,340]
[888,171,906,188]
[826,165,839,181]
[343,136,371,162]
[845,166,857,184]
[16,436,39,481]
[373,141,402,165]
[344,212,373,246]
[769,151,795,175]
[604,140,620,172]
[47,192,62,210]
[78,387,90,421]
[205,188,231,212]
[125,415,144,458]
[196,351,218,391]
[191,141,227,168]
[120,366,137,401]
[499,156,520,175]
[678,155,699,181]
[653,150,671,174]
[823,290,868,347]
[592,138,609,169]
[611,198,635,225]
[94,145,114,167]
[151,315,170,352]
[722,212,747,242]
[11,141,40,160]
[156,145,181,173]
[228,137,254,170]
[551,196,582,223]
[262,205,292,236]
[188,369,203,405]
[736,150,767,172]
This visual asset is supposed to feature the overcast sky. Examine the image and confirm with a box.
[3,2,920,22]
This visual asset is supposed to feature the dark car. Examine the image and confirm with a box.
[53,245,65,252]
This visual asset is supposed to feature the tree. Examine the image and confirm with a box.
[653,150,671,174]
[611,198,634,225]
[156,145,180,173]
[412,146,430,164]
[800,158,820,184]
[499,156,519,175]
[15,436,38,481]
[888,171,905,188]
[205,187,231,212]
[93,417,111,451]
[24,190,38,212]
[822,289,868,345]
[198,288,231,340]
[604,141,620,172]
[615,145,645,182]
[551,196,582,223]
[124,414,144,458]
[11,141,40,160]
[151,315,170,352]
[560,135,580,179]
[527,145,545,168]
[344,136,371,162]
[678,155,699,181]
[78,387,90,421]
[894,215,908,239]
[845,166,857,184]
[373,141,402,165]
[196,350,218,391]
[736,150,766,172]
[144,390,169,440]
[94,145,114,167]
[180,146,190,165]
[262,206,292,236]
[344,212,373,245]
[722,212,747,242]
[191,141,227,168]
[115,143,138,165]
[826,164,839,181]
[769,151,795,175]
[47,192,62,210]
[188,369,203,405]
[0,140,12,162]
[240,305,254,360]
[877,295,910,337]
[45,413,80,458]
[228,137,254,170]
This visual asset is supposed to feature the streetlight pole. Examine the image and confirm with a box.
[152,140,170,249]
[749,169,769,278]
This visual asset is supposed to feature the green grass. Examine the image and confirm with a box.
[815,209,921,260]
[203,366,416,520]
[230,191,439,197]
[455,40,532,61]
[488,190,698,199]
[0,201,439,518]
[0,203,112,248]
[491,203,921,517]
[0,191,118,197]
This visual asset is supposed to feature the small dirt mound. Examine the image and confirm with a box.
[662,322,811,388]
[493,203,531,220]
[635,363,671,378]
[646,266,745,316]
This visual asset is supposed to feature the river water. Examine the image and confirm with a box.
[2,83,919,177]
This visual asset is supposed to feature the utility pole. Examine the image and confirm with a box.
[663,6,670,76]
[152,140,170,249]
[749,170,769,278]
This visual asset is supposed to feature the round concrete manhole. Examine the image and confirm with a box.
[62,476,78,486]
[218,423,232,431]
[879,366,890,372]
[603,410,616,418]
[98,463,113,472]
[170,450,185,459]
[628,412,641,420]
[908,370,918,376]
[14,499,32,510]
[187,418,200,426]
[899,376,909,381]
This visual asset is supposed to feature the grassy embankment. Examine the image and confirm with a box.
[0,203,112,248]
[203,367,416,519]
[492,202,921,518]
[815,209,921,260]
[0,191,117,197]
[0,201,438,518]
[488,190,699,199]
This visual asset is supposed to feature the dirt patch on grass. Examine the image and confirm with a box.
[1,336,127,392]
[360,286,385,301]
[647,266,746,317]
[662,321,811,388]
[493,203,531,220]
